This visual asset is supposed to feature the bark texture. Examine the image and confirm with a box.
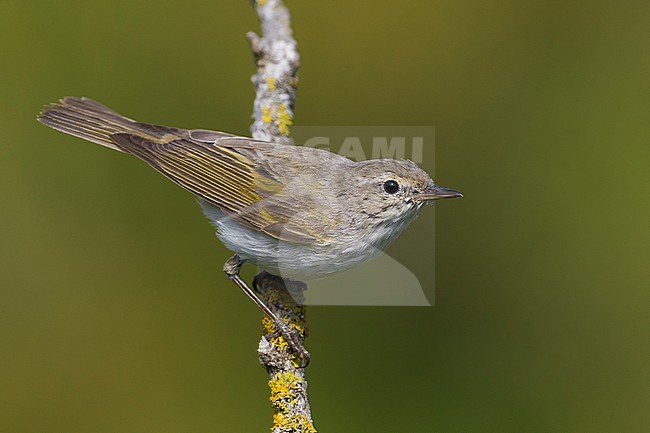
[247,2,315,432]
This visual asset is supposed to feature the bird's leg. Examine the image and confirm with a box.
[223,254,310,367]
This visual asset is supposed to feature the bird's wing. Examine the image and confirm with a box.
[38,97,325,244]
[110,133,325,245]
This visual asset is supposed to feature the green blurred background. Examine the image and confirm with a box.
[1,1,648,432]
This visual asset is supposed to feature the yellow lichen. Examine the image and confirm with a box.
[261,106,272,123]
[269,372,316,432]
[269,371,300,402]
[267,76,276,90]
[271,335,289,350]
[271,413,316,433]
[272,412,287,428]
[291,321,305,338]
[276,103,293,135]
[262,316,276,334]
[269,383,289,405]
[257,0,267,6]
[262,317,294,351]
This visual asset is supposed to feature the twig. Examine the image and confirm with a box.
[247,2,315,432]
[248,0,300,145]
[254,272,314,433]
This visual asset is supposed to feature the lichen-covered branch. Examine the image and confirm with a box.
[254,272,314,433]
[247,2,315,432]
[248,0,300,145]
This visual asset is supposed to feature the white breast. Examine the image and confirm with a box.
[199,199,419,280]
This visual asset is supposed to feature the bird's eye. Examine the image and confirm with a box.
[383,179,400,194]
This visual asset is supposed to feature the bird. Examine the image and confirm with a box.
[37,96,462,364]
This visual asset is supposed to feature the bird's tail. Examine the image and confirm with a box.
[37,97,181,151]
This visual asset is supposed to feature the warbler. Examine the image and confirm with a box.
[38,97,462,363]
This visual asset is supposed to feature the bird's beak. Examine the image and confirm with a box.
[416,184,463,202]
